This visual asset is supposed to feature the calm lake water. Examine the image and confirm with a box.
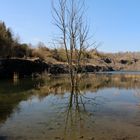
[0,72,140,140]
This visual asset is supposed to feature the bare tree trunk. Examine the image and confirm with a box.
[52,0,89,87]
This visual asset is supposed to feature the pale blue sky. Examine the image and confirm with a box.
[0,0,140,52]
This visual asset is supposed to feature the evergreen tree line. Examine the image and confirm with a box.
[0,21,106,63]
[0,21,92,61]
[0,21,32,58]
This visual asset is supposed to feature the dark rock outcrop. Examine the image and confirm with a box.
[0,58,114,78]
[119,59,130,65]
[80,65,114,73]
[48,64,69,74]
[0,58,49,78]
[101,58,112,63]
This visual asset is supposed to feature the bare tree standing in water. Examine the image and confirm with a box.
[52,0,90,87]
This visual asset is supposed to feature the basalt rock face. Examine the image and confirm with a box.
[48,64,114,74]
[0,58,49,78]
[0,58,114,78]
[48,64,69,74]
[78,65,114,73]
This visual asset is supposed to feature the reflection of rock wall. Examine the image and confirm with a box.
[37,74,140,96]
[0,74,140,126]
[100,74,140,89]
[87,74,140,91]
[0,92,32,124]
[0,78,45,124]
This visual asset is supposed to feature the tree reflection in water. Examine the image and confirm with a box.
[0,73,140,139]
[0,78,45,124]
[63,74,103,140]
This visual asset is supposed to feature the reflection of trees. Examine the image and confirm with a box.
[0,93,30,124]
[0,78,45,124]
[62,77,102,140]
[0,73,140,137]
[45,73,139,139]
[0,78,45,94]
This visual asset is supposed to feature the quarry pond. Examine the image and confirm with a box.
[0,72,140,140]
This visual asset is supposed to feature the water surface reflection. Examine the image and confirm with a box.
[0,73,140,140]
